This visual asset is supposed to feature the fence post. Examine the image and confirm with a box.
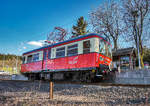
[49,81,54,99]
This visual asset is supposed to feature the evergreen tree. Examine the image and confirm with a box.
[72,16,88,37]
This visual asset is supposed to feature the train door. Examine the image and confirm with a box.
[42,49,48,71]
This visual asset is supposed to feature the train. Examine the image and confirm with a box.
[21,33,112,82]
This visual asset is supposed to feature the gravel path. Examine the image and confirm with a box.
[0,80,149,106]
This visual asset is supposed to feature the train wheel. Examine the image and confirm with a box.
[85,73,91,83]
[79,72,92,83]
[28,74,34,81]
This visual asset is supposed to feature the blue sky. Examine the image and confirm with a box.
[0,0,104,55]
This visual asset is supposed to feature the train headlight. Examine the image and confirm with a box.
[109,61,113,71]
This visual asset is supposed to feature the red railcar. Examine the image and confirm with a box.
[21,33,112,82]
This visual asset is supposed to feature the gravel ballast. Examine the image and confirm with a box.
[0,80,149,106]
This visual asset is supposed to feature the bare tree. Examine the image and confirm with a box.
[90,0,125,50]
[123,0,150,67]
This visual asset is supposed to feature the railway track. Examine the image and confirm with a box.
[1,79,150,88]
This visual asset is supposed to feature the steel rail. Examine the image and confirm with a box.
[0,80,150,88]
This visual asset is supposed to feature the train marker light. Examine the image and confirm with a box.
[92,70,95,73]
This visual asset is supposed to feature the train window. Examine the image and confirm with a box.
[33,53,39,62]
[67,44,78,56]
[27,55,33,63]
[22,56,25,64]
[99,39,105,55]
[104,43,109,57]
[48,49,51,59]
[56,47,65,58]
[44,50,47,60]
[83,40,90,53]
[105,43,112,58]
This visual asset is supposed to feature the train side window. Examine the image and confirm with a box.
[33,53,39,62]
[39,51,43,61]
[48,49,51,59]
[56,47,65,58]
[67,44,78,56]
[83,40,90,53]
[22,56,25,64]
[27,55,33,63]
[51,48,55,58]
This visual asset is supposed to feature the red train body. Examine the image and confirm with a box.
[21,33,112,82]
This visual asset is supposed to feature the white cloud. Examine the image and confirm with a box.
[27,40,45,47]
[23,46,27,49]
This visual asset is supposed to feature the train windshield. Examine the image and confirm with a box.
[105,43,112,58]
[99,39,112,58]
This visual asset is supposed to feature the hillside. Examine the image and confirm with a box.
[0,54,22,74]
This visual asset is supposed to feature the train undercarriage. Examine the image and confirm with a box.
[23,68,113,82]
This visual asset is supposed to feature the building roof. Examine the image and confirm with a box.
[112,47,135,56]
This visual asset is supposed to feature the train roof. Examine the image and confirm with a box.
[23,33,110,55]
